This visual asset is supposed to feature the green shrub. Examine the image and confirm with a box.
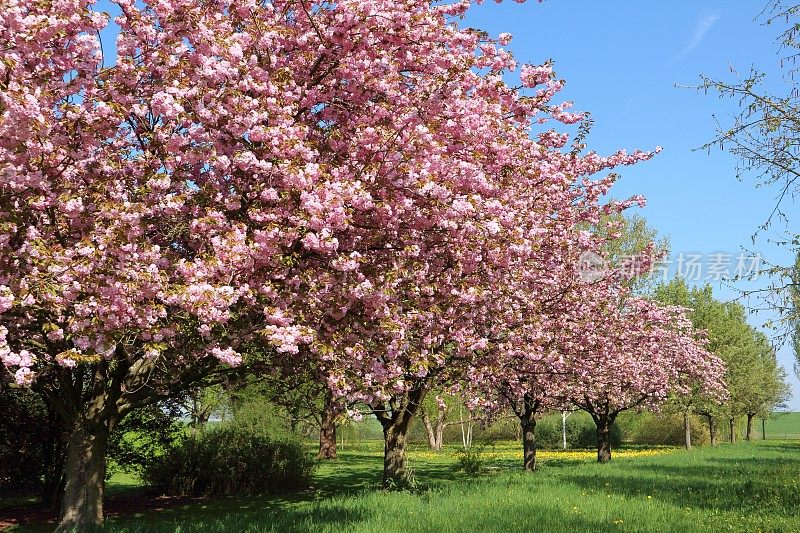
[531,416,563,449]
[455,447,485,474]
[106,401,184,480]
[629,412,709,446]
[532,412,622,450]
[479,417,519,442]
[229,397,293,436]
[142,421,315,497]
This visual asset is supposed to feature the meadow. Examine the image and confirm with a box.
[6,440,799,532]
[762,412,800,440]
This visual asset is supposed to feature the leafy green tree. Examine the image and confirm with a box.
[594,212,670,295]
[739,332,791,439]
[418,391,469,452]
[654,279,787,445]
[224,360,344,460]
[653,278,699,448]
[106,401,185,479]
[185,385,231,435]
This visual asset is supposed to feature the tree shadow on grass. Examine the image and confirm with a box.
[488,456,590,473]
[100,498,372,533]
[313,454,383,496]
[100,488,612,533]
[749,441,800,454]
[312,452,470,497]
[560,453,800,518]
[4,450,477,531]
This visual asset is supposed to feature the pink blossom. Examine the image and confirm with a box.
[0,286,13,313]
[15,367,34,386]
[210,346,242,367]
[520,62,553,87]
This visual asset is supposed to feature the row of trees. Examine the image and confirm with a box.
[655,280,791,447]
[0,1,727,530]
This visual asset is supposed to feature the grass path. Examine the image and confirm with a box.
[8,441,800,532]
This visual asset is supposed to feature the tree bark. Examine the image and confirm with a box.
[421,411,438,451]
[706,414,717,446]
[683,410,692,450]
[459,405,475,449]
[729,417,736,444]
[421,405,445,451]
[746,414,754,441]
[596,422,611,463]
[317,396,338,460]
[515,394,540,472]
[56,419,110,532]
[383,423,409,485]
[373,385,427,488]
[435,415,444,451]
[595,413,617,463]
[521,418,537,472]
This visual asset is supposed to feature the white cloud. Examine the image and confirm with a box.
[667,12,721,68]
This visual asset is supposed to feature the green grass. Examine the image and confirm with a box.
[763,412,800,440]
[105,472,147,499]
[10,440,792,532]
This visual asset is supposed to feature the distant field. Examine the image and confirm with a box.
[763,412,800,440]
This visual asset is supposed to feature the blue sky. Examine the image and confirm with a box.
[466,1,800,408]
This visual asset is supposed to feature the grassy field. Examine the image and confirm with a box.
[9,440,799,532]
[763,412,800,440]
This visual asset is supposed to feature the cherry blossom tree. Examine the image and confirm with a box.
[562,294,727,462]
[0,0,317,527]
[468,247,655,471]
[0,0,516,525]
[303,40,659,485]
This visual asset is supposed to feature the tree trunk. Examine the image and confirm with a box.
[435,415,444,451]
[683,410,692,450]
[383,423,409,486]
[515,393,540,472]
[190,394,201,437]
[57,420,110,532]
[420,402,446,451]
[459,405,473,449]
[746,414,754,441]
[422,410,436,449]
[374,386,427,488]
[521,419,537,472]
[706,414,716,446]
[595,413,617,463]
[729,417,736,444]
[317,397,337,460]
